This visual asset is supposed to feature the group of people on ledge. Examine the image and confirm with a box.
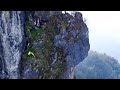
[34,17,47,28]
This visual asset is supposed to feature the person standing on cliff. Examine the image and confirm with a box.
[64,11,67,14]
[36,18,40,27]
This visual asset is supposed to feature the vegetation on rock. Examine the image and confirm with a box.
[21,13,67,79]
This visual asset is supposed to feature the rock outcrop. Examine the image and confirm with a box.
[21,11,90,79]
[0,11,90,79]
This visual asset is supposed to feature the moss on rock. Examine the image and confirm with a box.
[21,14,67,79]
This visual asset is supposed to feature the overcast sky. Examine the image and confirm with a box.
[79,11,120,62]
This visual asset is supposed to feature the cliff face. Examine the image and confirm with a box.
[0,11,25,79]
[21,11,90,79]
[0,11,90,79]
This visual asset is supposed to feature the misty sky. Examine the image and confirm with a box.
[80,11,120,62]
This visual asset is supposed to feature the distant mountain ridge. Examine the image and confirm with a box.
[75,50,120,79]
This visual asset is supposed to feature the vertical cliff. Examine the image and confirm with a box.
[0,11,25,79]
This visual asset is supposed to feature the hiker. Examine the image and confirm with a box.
[28,51,35,57]
[34,19,36,26]
[64,11,67,14]
[36,18,40,27]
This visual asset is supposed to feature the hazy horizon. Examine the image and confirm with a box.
[80,11,120,63]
